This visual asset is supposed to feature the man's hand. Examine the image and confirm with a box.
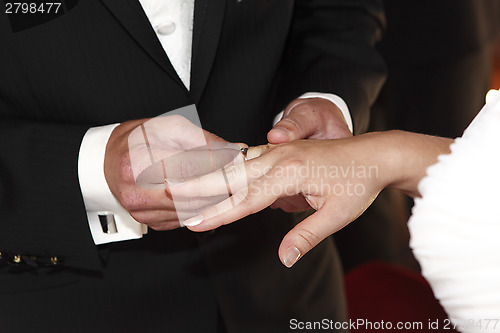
[268,98,352,143]
[104,115,227,231]
[267,98,352,212]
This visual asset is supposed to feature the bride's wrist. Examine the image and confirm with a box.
[373,131,408,193]
[383,130,453,198]
[381,130,417,196]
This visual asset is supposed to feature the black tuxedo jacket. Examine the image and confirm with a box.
[0,1,385,332]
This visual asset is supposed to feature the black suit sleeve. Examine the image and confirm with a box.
[0,9,115,271]
[0,112,101,271]
[276,0,387,134]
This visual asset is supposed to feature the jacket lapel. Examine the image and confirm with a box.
[99,0,186,91]
[190,0,226,104]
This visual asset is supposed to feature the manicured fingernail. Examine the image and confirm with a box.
[166,179,183,186]
[183,215,204,227]
[283,246,301,268]
[224,142,241,149]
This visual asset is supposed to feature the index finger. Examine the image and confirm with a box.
[168,144,275,198]
[135,143,243,188]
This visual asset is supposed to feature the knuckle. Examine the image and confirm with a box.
[233,189,250,203]
[129,211,148,224]
[205,202,222,218]
[150,222,178,231]
[167,114,189,127]
[185,198,203,211]
[282,155,304,170]
[118,190,143,211]
[296,227,321,249]
[148,224,165,231]
[280,116,302,133]
[223,165,241,183]
[275,157,305,179]
[149,225,162,231]
[233,189,252,208]
[179,159,197,180]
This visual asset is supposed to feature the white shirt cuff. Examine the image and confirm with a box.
[78,124,148,245]
[273,92,353,133]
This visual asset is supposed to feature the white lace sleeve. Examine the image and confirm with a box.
[408,92,500,333]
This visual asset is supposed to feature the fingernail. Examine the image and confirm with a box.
[224,142,241,150]
[166,179,183,186]
[283,246,301,268]
[183,215,204,227]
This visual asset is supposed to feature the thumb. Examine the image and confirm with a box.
[268,100,318,144]
[278,201,350,268]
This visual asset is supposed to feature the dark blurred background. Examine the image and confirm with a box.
[334,0,500,273]
[332,2,500,330]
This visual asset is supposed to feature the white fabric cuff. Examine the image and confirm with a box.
[273,92,353,133]
[78,124,148,245]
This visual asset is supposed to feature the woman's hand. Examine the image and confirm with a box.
[169,133,394,267]
[267,97,353,213]
[169,130,452,267]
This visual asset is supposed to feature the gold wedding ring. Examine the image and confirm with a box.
[240,147,249,160]
[242,144,275,160]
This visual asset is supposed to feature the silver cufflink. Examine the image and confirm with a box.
[98,213,118,234]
